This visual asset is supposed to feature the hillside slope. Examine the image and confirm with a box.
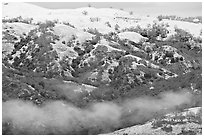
[109,107,202,135]
[2,2,202,135]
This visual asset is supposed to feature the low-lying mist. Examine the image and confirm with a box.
[2,89,193,135]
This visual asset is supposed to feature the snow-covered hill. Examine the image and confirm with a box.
[3,3,202,36]
[2,2,202,135]
[109,107,202,135]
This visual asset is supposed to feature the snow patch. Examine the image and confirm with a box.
[118,31,148,43]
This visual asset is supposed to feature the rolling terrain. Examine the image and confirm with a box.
[2,2,202,135]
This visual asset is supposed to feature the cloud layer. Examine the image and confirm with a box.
[2,90,193,135]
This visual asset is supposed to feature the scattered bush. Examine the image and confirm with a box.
[2,16,33,24]
[157,15,202,23]
[82,11,88,15]
[105,22,111,27]
[121,23,169,41]
[168,28,193,42]
[63,22,75,28]
[90,17,100,22]
[86,28,102,36]
[115,24,120,31]
[129,11,133,15]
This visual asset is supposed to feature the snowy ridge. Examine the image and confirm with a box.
[3,3,201,36]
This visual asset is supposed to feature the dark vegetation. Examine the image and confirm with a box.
[2,20,202,105]
[157,15,202,23]
[121,23,169,41]
[2,19,202,134]
[2,16,33,24]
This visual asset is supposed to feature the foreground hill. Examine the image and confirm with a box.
[109,107,202,135]
[2,2,202,135]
